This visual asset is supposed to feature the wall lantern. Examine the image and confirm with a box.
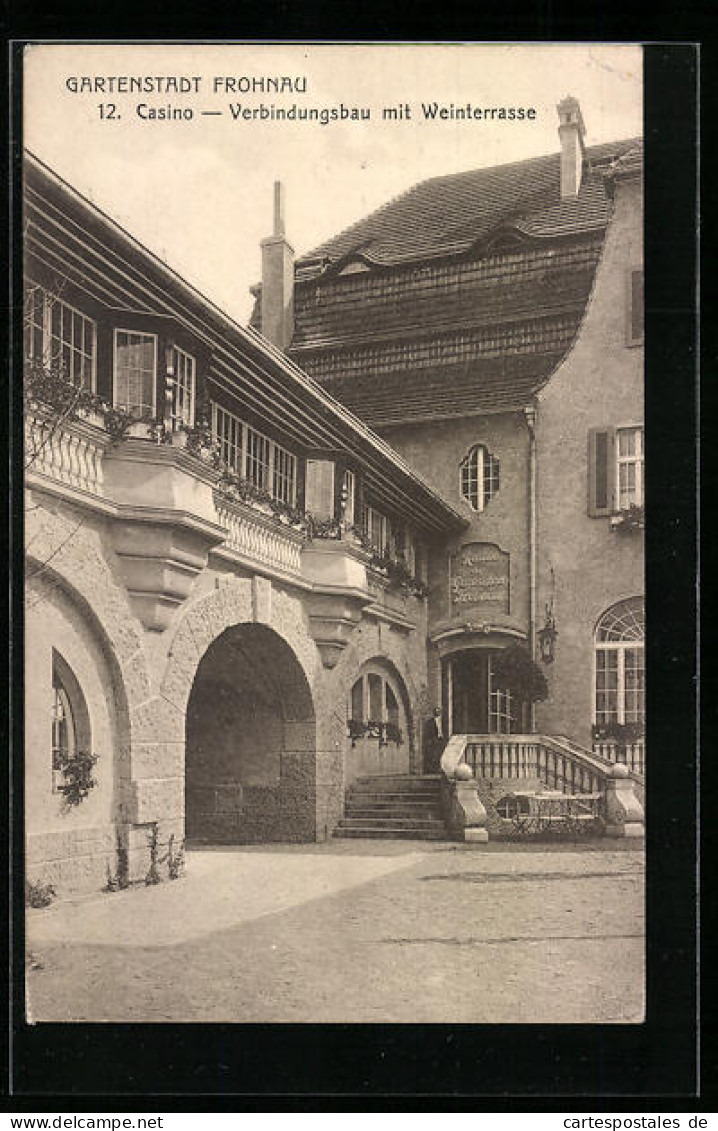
[537,603,558,664]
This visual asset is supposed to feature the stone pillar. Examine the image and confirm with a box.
[604,763,645,837]
[440,760,489,843]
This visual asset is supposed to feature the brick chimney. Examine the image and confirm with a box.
[557,96,586,198]
[260,181,294,350]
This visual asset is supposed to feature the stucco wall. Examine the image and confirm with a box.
[380,412,530,707]
[25,491,432,896]
[534,175,644,748]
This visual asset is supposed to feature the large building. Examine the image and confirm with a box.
[253,96,645,775]
[23,152,467,895]
[24,97,644,897]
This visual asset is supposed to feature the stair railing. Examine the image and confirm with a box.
[455,734,644,838]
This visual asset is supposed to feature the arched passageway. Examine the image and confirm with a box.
[185,623,317,843]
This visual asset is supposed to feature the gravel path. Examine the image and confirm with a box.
[26,840,644,1024]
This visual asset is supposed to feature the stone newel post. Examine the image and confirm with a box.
[604,763,645,838]
[439,735,489,843]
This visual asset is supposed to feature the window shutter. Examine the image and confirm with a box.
[305,459,335,520]
[628,270,644,344]
[588,427,616,516]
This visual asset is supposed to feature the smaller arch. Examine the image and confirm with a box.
[345,657,413,783]
[51,649,92,793]
[595,597,645,643]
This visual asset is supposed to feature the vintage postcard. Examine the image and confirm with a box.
[21,42,648,1030]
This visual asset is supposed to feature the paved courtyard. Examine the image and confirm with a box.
[26,839,644,1023]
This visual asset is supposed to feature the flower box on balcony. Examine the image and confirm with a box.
[609,504,645,533]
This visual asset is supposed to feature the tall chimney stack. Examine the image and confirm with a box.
[260,181,294,350]
[557,96,586,198]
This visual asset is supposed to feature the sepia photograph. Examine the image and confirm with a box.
[20,41,647,1027]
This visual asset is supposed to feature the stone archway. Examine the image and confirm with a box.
[345,657,414,785]
[185,622,317,844]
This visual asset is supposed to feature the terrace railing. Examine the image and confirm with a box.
[451,733,644,838]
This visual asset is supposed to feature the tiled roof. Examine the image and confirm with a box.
[300,138,640,270]
[317,353,561,427]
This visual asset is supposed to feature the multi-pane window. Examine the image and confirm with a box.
[246,426,271,491]
[616,426,644,509]
[361,503,390,554]
[489,661,515,735]
[52,678,76,793]
[212,403,243,471]
[460,444,500,511]
[25,285,97,388]
[169,345,196,427]
[594,597,645,726]
[351,678,364,723]
[210,402,296,506]
[349,669,405,738]
[368,673,383,721]
[273,445,297,507]
[51,651,91,794]
[114,330,157,418]
[342,469,356,527]
[385,683,399,729]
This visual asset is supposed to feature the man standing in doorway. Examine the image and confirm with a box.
[424,706,447,774]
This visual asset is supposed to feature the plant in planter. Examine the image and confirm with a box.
[369,549,430,600]
[347,718,368,747]
[306,515,344,541]
[55,750,98,806]
[611,504,645,533]
[591,721,644,744]
[491,644,549,703]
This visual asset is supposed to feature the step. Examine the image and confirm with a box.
[348,784,442,796]
[352,776,441,789]
[333,826,447,841]
[345,787,440,805]
[337,817,446,831]
[353,773,441,782]
[345,804,442,819]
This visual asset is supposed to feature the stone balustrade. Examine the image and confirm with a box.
[592,740,645,776]
[25,412,106,500]
[459,732,644,838]
[214,496,304,578]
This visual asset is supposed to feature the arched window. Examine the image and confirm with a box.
[51,651,91,792]
[348,667,407,745]
[594,598,645,726]
[460,445,500,511]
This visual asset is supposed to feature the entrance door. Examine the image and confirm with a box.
[449,652,489,733]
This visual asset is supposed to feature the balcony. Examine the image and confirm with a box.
[25,410,108,508]
[215,495,304,580]
[366,567,422,632]
[25,412,433,653]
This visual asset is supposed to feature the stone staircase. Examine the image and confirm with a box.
[334,774,447,840]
